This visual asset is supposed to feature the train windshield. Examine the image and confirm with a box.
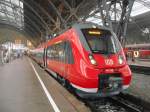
[82,28,121,54]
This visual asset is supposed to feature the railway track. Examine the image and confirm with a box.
[34,59,150,112]
[129,65,150,75]
[82,93,150,112]
[44,65,150,112]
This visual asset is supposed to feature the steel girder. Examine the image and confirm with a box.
[26,0,92,35]
[136,0,150,9]
[0,0,23,28]
[96,0,135,45]
[0,0,52,39]
[0,0,136,46]
[30,0,135,44]
[0,1,42,37]
[0,23,37,46]
[0,1,33,38]
[0,0,55,45]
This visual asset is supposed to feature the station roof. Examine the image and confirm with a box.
[126,43,150,48]
[128,11,150,30]
[0,0,150,45]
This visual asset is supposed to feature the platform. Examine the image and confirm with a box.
[126,60,150,102]
[124,72,150,103]
[128,60,150,67]
[0,57,90,112]
[128,60,150,75]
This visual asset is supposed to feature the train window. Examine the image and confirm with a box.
[82,28,121,54]
[47,46,55,59]
[65,41,74,64]
[36,53,42,58]
[35,50,44,58]
[55,42,66,61]
[46,42,65,62]
[46,41,74,64]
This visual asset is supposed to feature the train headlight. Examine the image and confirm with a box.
[118,55,124,65]
[89,55,97,65]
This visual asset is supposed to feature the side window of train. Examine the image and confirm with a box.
[46,41,74,64]
[43,48,46,60]
[47,46,53,59]
[46,47,50,59]
[65,41,74,64]
[58,42,66,62]
[47,42,65,61]
[36,52,41,58]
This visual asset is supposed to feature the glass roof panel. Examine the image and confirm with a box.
[0,12,5,17]
[11,0,20,6]
[0,0,150,31]
[86,1,150,25]
[6,6,12,12]
[131,1,150,17]
[0,0,24,28]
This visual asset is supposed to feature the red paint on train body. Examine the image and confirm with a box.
[30,23,132,97]
[125,44,150,59]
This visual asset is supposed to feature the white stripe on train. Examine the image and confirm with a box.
[71,83,129,93]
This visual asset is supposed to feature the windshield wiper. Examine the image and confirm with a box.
[107,51,116,54]
[93,50,115,54]
[93,50,107,54]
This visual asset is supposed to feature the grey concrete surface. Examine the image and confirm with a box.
[0,57,54,112]
[31,59,90,112]
[128,60,150,67]
[126,73,150,103]
[0,57,90,112]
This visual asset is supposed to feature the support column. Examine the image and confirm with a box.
[97,0,135,45]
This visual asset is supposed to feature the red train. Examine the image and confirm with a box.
[124,44,150,60]
[30,23,132,97]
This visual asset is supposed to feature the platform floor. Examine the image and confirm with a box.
[0,57,3,65]
[0,57,90,112]
[125,72,150,103]
[1,56,150,111]
[128,60,150,67]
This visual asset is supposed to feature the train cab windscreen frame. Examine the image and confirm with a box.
[81,28,121,55]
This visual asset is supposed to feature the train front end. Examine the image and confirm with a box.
[72,24,132,97]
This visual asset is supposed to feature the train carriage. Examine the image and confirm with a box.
[31,23,132,97]
[125,44,150,60]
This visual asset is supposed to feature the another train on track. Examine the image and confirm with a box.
[124,43,150,60]
[30,23,132,98]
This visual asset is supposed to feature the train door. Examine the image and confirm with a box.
[63,41,74,79]
[63,42,68,79]
[43,48,45,66]
[43,48,47,67]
